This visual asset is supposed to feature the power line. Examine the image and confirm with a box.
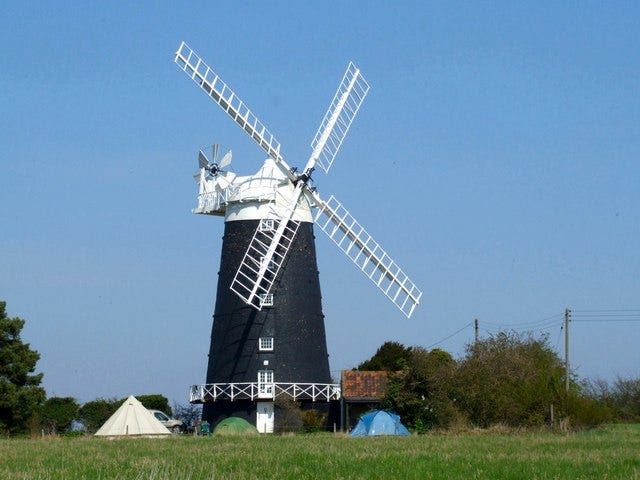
[572,318,640,323]
[478,308,640,331]
[516,318,564,330]
[427,322,473,349]
[571,309,640,323]
[554,323,564,351]
[572,309,640,313]
[483,312,564,330]
[483,319,563,334]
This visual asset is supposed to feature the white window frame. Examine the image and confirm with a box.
[259,337,274,351]
[260,293,274,307]
[259,219,275,232]
[257,369,274,398]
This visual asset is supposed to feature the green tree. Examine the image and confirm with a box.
[612,377,640,422]
[0,301,46,434]
[135,394,172,416]
[41,397,79,433]
[78,398,119,432]
[452,331,566,427]
[382,347,458,431]
[357,341,412,371]
[588,376,640,423]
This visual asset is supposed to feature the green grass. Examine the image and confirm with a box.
[1,424,639,479]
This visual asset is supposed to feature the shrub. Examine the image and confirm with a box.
[41,397,79,434]
[583,376,640,423]
[274,396,303,433]
[452,332,566,428]
[381,347,458,431]
[78,398,119,432]
[301,409,327,432]
[566,391,614,429]
[612,377,640,422]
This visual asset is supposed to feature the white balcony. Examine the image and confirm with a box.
[189,382,341,403]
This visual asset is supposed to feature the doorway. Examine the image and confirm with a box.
[256,402,274,433]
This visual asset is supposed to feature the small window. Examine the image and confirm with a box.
[259,219,275,232]
[259,337,274,351]
[260,293,274,307]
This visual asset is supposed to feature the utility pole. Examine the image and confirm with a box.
[564,307,571,393]
[474,318,479,344]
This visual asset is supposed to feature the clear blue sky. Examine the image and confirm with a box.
[1,1,639,405]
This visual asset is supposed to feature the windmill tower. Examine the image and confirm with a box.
[174,42,422,432]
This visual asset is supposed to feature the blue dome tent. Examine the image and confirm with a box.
[349,410,410,437]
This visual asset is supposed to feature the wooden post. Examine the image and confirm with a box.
[474,318,479,344]
[340,388,345,432]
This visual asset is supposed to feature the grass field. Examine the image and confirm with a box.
[1,424,638,479]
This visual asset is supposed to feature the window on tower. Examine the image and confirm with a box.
[257,369,275,397]
[259,337,274,351]
[260,293,274,307]
[258,369,274,384]
[259,219,275,232]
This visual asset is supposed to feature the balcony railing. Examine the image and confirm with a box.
[189,382,341,403]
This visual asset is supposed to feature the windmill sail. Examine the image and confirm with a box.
[308,62,370,174]
[313,193,422,318]
[230,214,302,309]
[175,42,286,168]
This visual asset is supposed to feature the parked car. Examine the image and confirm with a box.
[149,409,184,433]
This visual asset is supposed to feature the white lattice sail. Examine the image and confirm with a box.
[230,215,302,310]
[309,62,370,174]
[314,194,422,318]
[175,42,284,164]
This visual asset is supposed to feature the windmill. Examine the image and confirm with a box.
[174,42,422,432]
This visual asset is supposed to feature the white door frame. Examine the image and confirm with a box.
[256,401,274,434]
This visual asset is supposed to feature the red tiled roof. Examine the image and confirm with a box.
[341,370,388,400]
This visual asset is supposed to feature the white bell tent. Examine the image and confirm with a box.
[94,395,171,437]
